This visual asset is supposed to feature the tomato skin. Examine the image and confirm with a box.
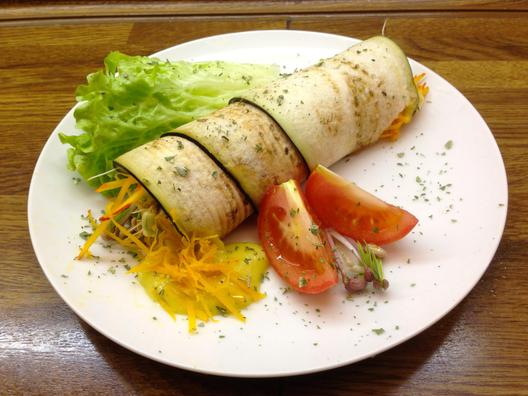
[258,180,338,294]
[305,165,418,245]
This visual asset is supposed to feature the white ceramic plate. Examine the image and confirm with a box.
[28,30,508,377]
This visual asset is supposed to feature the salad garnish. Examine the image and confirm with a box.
[68,37,429,331]
[60,51,280,189]
[78,174,268,332]
[327,230,388,293]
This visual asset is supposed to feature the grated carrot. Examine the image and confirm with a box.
[414,72,430,107]
[381,73,429,141]
[100,185,144,221]
[95,177,131,193]
[76,219,110,259]
[114,176,135,207]
[109,217,149,255]
[78,175,149,258]
[78,174,265,332]
[186,300,197,332]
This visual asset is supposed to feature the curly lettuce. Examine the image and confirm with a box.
[59,51,279,188]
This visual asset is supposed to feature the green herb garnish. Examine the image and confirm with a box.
[79,231,92,240]
[356,243,384,282]
[175,166,189,177]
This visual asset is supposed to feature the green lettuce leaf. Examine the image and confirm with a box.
[59,51,279,188]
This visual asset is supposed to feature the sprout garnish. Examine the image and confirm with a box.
[327,229,389,293]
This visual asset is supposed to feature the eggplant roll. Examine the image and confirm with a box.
[115,36,419,238]
[114,136,253,237]
[237,36,418,169]
[172,101,308,207]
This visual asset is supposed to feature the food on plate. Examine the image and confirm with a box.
[305,165,418,245]
[114,100,309,237]
[75,35,427,328]
[257,180,338,294]
[257,168,408,295]
[237,36,421,169]
[172,101,308,206]
[327,229,388,294]
[134,240,268,332]
[114,135,253,238]
[59,51,280,188]
[77,174,268,332]
[116,36,426,239]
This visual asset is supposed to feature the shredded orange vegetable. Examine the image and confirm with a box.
[381,73,429,141]
[100,185,144,221]
[76,219,110,259]
[78,175,148,258]
[129,235,264,331]
[77,174,265,332]
[95,177,131,193]
[414,73,430,106]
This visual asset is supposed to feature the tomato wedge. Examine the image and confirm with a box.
[258,180,338,294]
[305,165,418,245]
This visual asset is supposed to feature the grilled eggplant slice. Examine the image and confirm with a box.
[114,136,253,238]
[114,36,422,239]
[237,36,418,169]
[171,101,308,206]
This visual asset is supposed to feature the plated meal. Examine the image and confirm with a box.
[67,36,427,331]
[28,31,507,376]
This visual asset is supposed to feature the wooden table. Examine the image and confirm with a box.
[1,1,527,394]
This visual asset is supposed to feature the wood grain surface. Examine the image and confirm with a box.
[2,0,528,21]
[1,2,527,395]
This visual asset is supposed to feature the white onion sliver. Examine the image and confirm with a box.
[328,229,358,256]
